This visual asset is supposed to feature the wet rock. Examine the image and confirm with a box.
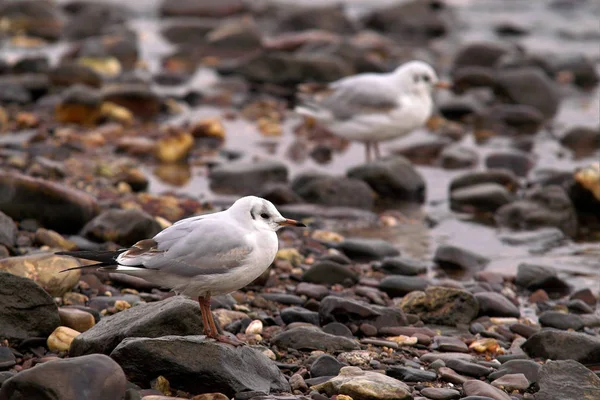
[0,347,16,369]
[34,228,77,250]
[450,183,513,213]
[560,126,600,159]
[488,359,540,383]
[379,276,429,298]
[0,0,65,41]
[81,208,162,247]
[111,336,288,396]
[319,296,408,330]
[449,170,519,193]
[535,360,600,400]
[271,326,359,352]
[69,296,204,356]
[439,145,478,169]
[0,212,17,248]
[495,185,578,238]
[453,42,512,72]
[63,2,130,40]
[47,326,80,352]
[154,129,194,164]
[474,292,520,318]
[538,311,583,331]
[295,282,330,300]
[323,322,353,338]
[463,380,511,400]
[0,172,99,234]
[336,238,399,261]
[258,184,304,206]
[386,365,437,382]
[399,286,479,326]
[420,352,474,363]
[0,271,60,342]
[445,359,494,377]
[0,253,81,297]
[275,5,355,34]
[364,0,448,41]
[432,336,468,353]
[485,151,534,177]
[280,307,319,326]
[521,330,600,365]
[491,373,529,391]
[0,354,126,400]
[302,261,358,285]
[494,67,560,118]
[294,176,375,210]
[102,84,161,120]
[377,257,427,276]
[55,83,102,125]
[438,367,472,384]
[261,293,304,306]
[570,288,597,307]
[311,354,345,378]
[58,307,95,332]
[420,387,460,400]
[347,156,426,202]
[433,245,489,275]
[311,366,411,400]
[159,0,245,18]
[509,323,540,338]
[210,160,288,195]
[475,103,545,136]
[514,263,570,295]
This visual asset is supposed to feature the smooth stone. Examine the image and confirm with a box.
[319,296,408,330]
[386,366,437,382]
[450,183,513,213]
[271,326,359,352]
[81,209,161,247]
[434,245,489,273]
[474,292,520,318]
[535,360,600,400]
[58,307,96,332]
[420,387,461,400]
[432,336,468,353]
[567,299,594,314]
[260,293,305,306]
[463,380,511,400]
[449,170,519,193]
[445,359,494,377]
[509,323,540,338]
[310,355,345,378]
[379,275,429,297]
[69,296,204,356]
[280,307,319,326]
[0,347,16,369]
[437,366,474,384]
[47,326,80,352]
[302,261,359,285]
[538,311,584,330]
[420,353,474,363]
[439,145,478,169]
[487,360,541,383]
[0,354,126,400]
[294,176,375,210]
[336,238,400,262]
[110,336,289,397]
[209,160,288,196]
[322,322,353,338]
[377,257,427,276]
[310,366,411,400]
[0,212,17,248]
[295,282,330,300]
[0,271,60,342]
[490,373,529,391]
[521,330,600,365]
[399,286,479,326]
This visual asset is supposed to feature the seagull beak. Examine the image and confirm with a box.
[278,218,306,227]
[435,81,452,89]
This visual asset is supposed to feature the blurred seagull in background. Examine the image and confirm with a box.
[57,196,305,346]
[295,60,450,162]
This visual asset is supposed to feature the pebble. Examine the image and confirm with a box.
[377,257,428,276]
[420,387,461,400]
[336,238,400,261]
[521,330,600,365]
[538,310,584,330]
[280,307,320,326]
[47,326,81,352]
[400,286,479,326]
[82,208,162,247]
[488,359,540,383]
[434,245,489,274]
[474,292,520,318]
[386,366,437,382]
[437,366,473,384]
[0,347,16,369]
[432,336,468,353]
[535,360,600,400]
[379,275,429,297]
[491,373,530,391]
[310,354,345,378]
[209,160,288,196]
[445,359,494,377]
[463,380,511,400]
[450,183,513,213]
[271,326,359,352]
[301,261,358,285]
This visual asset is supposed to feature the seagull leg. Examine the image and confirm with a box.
[365,142,372,163]
[198,296,213,337]
[204,294,246,347]
[374,142,382,159]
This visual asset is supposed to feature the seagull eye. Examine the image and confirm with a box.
[422,75,431,82]
[260,213,269,219]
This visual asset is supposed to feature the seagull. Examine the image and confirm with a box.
[295,60,450,162]
[57,196,306,346]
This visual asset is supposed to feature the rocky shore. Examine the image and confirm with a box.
[0,1,599,400]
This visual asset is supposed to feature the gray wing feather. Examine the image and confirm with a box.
[134,218,253,277]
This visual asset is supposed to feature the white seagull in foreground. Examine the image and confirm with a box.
[295,60,450,162]
[58,196,305,346]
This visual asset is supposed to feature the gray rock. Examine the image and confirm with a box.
[488,359,541,383]
[495,185,578,238]
[271,326,359,352]
[0,354,126,400]
[386,365,437,382]
[0,347,16,369]
[0,212,17,248]
[301,261,358,285]
[0,271,60,342]
[451,183,513,213]
[560,126,600,159]
[420,387,461,400]
[322,322,353,338]
[377,256,427,276]
[280,307,319,326]
[420,352,475,363]
[81,208,161,247]
[463,380,511,400]
[453,42,512,71]
[538,311,584,330]
[491,373,530,391]
[485,151,534,177]
[400,286,479,326]
[295,282,330,300]
[522,330,600,365]
[445,359,494,377]
[110,336,289,396]
[0,172,99,234]
[336,238,400,261]
[449,169,519,193]
[379,275,429,298]
[319,295,408,330]
[432,336,468,353]
[310,354,345,378]
[535,360,600,400]
[434,245,489,274]
[474,292,520,318]
[439,145,478,169]
[347,156,426,202]
[159,0,245,18]
[293,176,375,210]
[210,160,288,195]
[275,4,355,34]
[69,296,204,356]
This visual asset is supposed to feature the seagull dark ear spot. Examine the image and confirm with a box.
[413,75,419,83]
[250,211,256,220]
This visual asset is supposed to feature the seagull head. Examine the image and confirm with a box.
[393,60,449,96]
[229,196,306,232]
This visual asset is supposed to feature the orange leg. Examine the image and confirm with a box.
[365,142,372,163]
[198,296,213,337]
[199,294,245,346]
[374,142,381,159]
